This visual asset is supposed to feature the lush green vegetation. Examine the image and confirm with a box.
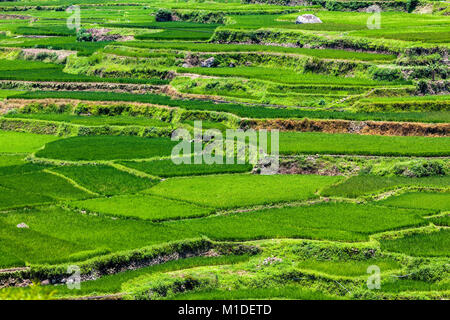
[121,42,396,62]
[380,230,450,257]
[0,185,53,210]
[53,255,251,297]
[278,132,450,156]
[321,175,450,198]
[0,162,48,177]
[0,155,25,167]
[147,174,342,208]
[0,0,449,301]
[8,91,449,123]
[178,67,407,86]
[0,59,167,84]
[168,285,341,300]
[378,192,450,212]
[0,206,193,266]
[428,215,450,227]
[4,113,174,128]
[381,279,450,293]
[70,194,214,221]
[356,95,450,112]
[295,258,401,277]
[0,131,60,153]
[121,158,253,177]
[36,136,179,161]
[0,171,91,201]
[51,165,157,195]
[169,202,425,242]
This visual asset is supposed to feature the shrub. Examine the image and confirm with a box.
[409,161,446,177]
[0,283,55,300]
[155,9,173,22]
[407,0,419,13]
[392,160,447,177]
[417,79,429,94]
[370,67,403,82]
[76,28,93,42]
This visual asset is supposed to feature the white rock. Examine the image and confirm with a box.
[365,5,382,13]
[201,57,216,68]
[17,223,29,229]
[295,14,322,24]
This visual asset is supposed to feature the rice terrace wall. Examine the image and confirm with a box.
[0,0,448,303]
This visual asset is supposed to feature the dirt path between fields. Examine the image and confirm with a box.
[2,96,448,137]
[0,267,29,274]
[191,51,381,63]
[68,293,124,300]
[242,118,450,137]
[0,80,168,95]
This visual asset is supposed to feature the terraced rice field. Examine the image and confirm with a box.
[0,0,448,303]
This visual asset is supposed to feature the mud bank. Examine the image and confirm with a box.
[241,118,450,137]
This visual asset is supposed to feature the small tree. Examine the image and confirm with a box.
[76,28,93,42]
[406,0,419,13]
[155,9,172,22]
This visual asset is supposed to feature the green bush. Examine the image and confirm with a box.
[406,0,419,13]
[393,160,446,178]
[174,11,225,24]
[370,67,403,82]
[76,28,93,42]
[155,9,173,22]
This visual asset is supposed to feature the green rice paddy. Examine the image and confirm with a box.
[0,0,448,301]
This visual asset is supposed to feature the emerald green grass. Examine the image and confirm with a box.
[0,219,85,267]
[378,192,450,212]
[0,130,60,153]
[178,67,406,86]
[14,25,75,36]
[121,158,253,178]
[168,202,426,242]
[277,11,450,37]
[51,165,157,196]
[295,258,401,277]
[53,255,251,297]
[321,175,450,199]
[0,155,25,167]
[360,95,450,103]
[380,230,450,257]
[0,3,448,301]
[381,279,450,293]
[0,163,48,177]
[0,248,23,268]
[181,120,230,132]
[0,171,91,201]
[0,36,107,56]
[0,185,52,210]
[0,58,166,84]
[36,136,178,161]
[122,42,396,62]
[9,91,449,123]
[70,194,214,221]
[278,132,450,156]
[370,31,450,43]
[0,206,195,266]
[136,29,215,41]
[0,59,57,71]
[147,174,342,208]
[0,90,24,100]
[428,215,450,227]
[4,113,173,128]
[168,285,341,300]
[1,196,421,268]
[353,26,450,44]
[356,95,450,112]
